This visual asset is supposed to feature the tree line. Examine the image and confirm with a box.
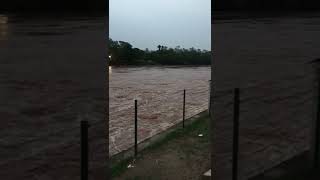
[108,38,211,66]
[213,0,320,10]
[0,0,105,12]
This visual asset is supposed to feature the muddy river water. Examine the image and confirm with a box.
[1,12,320,179]
[109,66,210,155]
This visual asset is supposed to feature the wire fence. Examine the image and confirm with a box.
[109,83,210,156]
[79,69,315,180]
[77,65,316,180]
[212,73,314,180]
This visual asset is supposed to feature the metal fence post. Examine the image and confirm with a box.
[309,59,320,169]
[233,88,240,180]
[183,89,186,128]
[313,63,320,169]
[135,99,138,157]
[315,70,320,169]
[81,120,88,180]
[208,80,211,114]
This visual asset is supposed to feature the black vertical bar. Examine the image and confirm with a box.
[135,99,138,157]
[315,70,320,169]
[208,80,211,115]
[233,88,240,180]
[81,120,88,180]
[183,89,186,128]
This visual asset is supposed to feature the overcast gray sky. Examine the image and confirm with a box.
[110,0,210,50]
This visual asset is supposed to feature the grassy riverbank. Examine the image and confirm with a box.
[111,113,210,179]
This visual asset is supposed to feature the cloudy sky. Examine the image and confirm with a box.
[110,0,211,50]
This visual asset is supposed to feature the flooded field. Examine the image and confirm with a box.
[212,14,320,179]
[109,66,210,155]
[1,11,320,180]
[0,14,107,180]
[0,13,210,178]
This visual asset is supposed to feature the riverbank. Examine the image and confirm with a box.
[111,113,210,179]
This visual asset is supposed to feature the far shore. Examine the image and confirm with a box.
[213,10,320,21]
[109,64,211,68]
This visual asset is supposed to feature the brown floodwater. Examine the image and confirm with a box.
[109,66,210,155]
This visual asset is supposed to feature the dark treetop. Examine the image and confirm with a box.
[108,39,211,66]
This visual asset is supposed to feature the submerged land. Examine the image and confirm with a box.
[1,11,320,179]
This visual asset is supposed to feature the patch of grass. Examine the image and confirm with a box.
[141,113,209,153]
[111,113,210,178]
[111,157,135,178]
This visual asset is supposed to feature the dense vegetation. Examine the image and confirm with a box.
[0,0,105,12]
[3,0,320,12]
[108,38,211,66]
